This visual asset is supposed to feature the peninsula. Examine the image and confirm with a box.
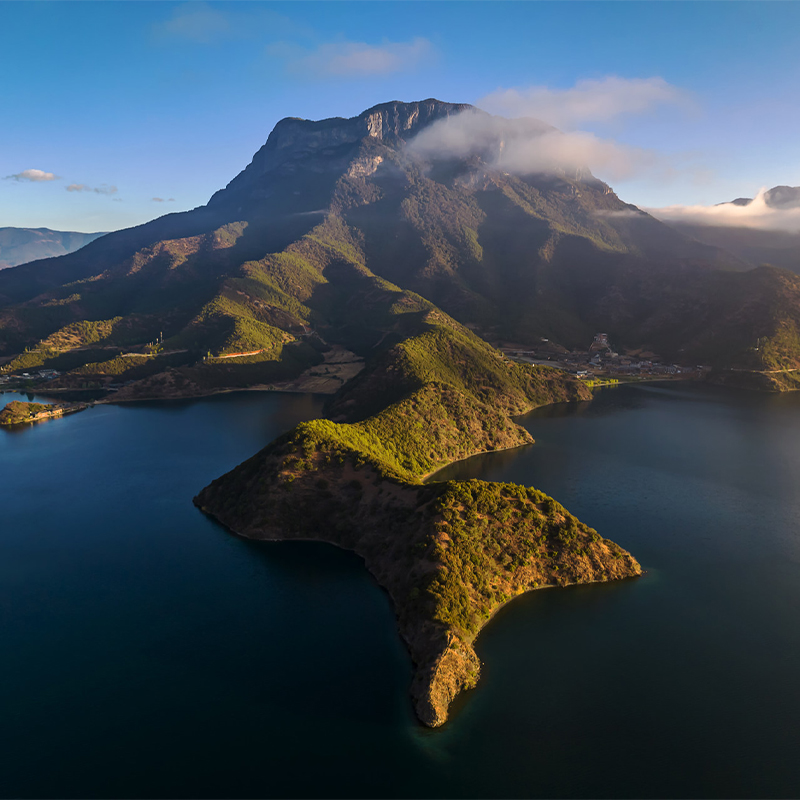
[195,297,641,726]
[0,399,87,426]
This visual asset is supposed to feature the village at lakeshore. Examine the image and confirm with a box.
[0,329,705,402]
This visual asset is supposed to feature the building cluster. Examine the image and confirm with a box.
[0,368,61,386]
[507,334,711,381]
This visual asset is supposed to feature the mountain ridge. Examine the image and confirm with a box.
[0,226,106,270]
[208,99,474,210]
[2,99,799,379]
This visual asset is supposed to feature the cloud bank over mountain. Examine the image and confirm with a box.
[648,189,800,232]
[409,108,659,182]
[408,77,697,184]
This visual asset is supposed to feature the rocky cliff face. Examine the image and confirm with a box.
[209,99,473,205]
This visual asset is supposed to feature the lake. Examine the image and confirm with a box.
[2,384,800,798]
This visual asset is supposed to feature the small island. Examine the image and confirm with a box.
[0,399,86,426]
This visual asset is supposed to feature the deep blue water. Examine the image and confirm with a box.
[2,384,800,798]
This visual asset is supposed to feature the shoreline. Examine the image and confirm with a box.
[192,376,641,727]
[197,483,641,728]
[96,383,328,405]
[15,367,800,410]
[0,400,88,427]
[422,441,533,482]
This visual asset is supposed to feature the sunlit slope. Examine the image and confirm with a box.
[1,98,800,377]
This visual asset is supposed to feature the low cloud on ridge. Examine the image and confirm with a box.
[408,109,660,183]
[647,189,800,232]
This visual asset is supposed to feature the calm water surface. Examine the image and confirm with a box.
[2,384,800,798]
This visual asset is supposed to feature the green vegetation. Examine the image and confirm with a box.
[1,347,124,376]
[0,400,52,425]
[268,381,533,486]
[757,319,800,371]
[584,377,620,389]
[69,351,195,382]
[5,122,800,381]
[425,480,619,635]
[194,284,630,729]
[168,293,293,357]
[0,399,86,425]
[110,341,323,400]
[39,317,122,350]
[196,408,640,727]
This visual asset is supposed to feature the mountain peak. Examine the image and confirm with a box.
[764,185,800,209]
[209,99,474,207]
[268,98,473,141]
[355,98,475,138]
[723,185,800,210]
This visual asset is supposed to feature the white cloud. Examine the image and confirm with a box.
[152,3,233,44]
[648,189,800,232]
[479,76,687,129]
[408,109,660,182]
[5,168,59,182]
[268,37,434,77]
[66,183,118,196]
[594,208,647,220]
[152,3,307,45]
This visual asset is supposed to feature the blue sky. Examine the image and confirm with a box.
[2,1,800,232]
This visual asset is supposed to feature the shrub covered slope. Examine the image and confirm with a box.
[195,309,640,726]
[4,99,800,387]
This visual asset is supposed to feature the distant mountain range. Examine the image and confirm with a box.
[2,99,800,384]
[0,227,106,270]
[727,185,800,209]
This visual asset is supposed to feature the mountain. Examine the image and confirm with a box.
[662,185,800,275]
[2,97,790,385]
[0,227,106,270]
[727,185,800,210]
